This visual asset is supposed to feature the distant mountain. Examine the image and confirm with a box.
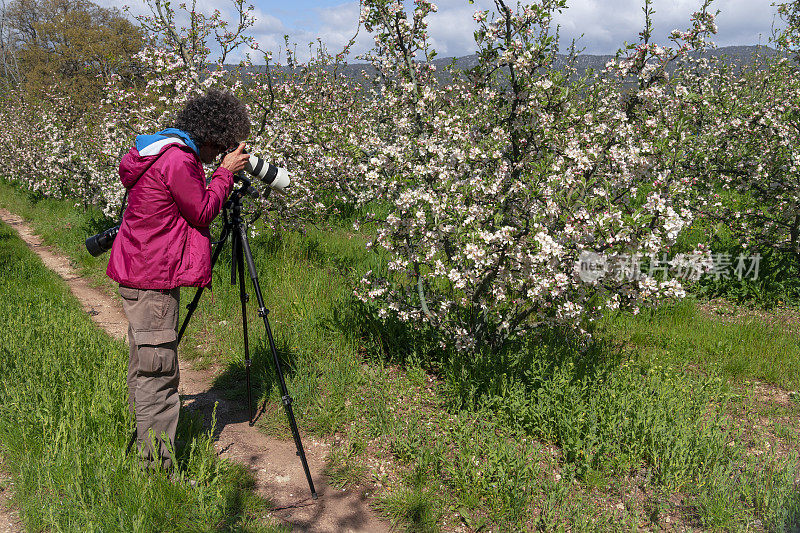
[430,45,782,78]
[224,45,781,84]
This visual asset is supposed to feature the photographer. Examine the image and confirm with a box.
[107,89,251,469]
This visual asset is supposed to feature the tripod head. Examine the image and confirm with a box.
[222,175,264,288]
[224,174,263,222]
[232,173,265,201]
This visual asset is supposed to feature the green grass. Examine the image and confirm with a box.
[173,223,384,440]
[2,181,799,531]
[600,297,800,390]
[0,220,285,532]
[0,180,117,291]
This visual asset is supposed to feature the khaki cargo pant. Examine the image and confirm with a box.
[119,285,181,469]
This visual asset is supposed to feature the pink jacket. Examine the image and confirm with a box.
[107,140,234,289]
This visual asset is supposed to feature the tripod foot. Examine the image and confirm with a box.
[312,491,318,500]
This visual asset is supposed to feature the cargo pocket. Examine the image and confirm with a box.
[148,290,170,323]
[119,285,139,301]
[125,289,179,346]
[138,344,177,375]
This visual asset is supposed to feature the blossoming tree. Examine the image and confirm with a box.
[355,0,715,352]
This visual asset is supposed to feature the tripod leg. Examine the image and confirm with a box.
[233,228,254,424]
[235,224,317,499]
[125,426,137,456]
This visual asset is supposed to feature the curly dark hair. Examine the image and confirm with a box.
[174,89,250,148]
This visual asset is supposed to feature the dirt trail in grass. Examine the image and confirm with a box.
[0,465,21,533]
[0,208,389,533]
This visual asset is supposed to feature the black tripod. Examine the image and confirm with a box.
[177,176,317,499]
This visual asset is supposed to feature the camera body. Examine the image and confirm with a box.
[85,154,290,257]
[85,225,120,257]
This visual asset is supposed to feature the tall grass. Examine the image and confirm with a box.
[0,221,284,532]
[0,180,116,288]
[601,298,800,390]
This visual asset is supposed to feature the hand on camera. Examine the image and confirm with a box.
[220,143,249,174]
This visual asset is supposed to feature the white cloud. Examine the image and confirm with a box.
[250,9,286,35]
[425,4,481,56]
[285,0,780,60]
[713,0,780,47]
[92,0,782,62]
[552,0,779,53]
[247,1,372,63]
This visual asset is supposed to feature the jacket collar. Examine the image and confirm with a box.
[135,128,199,156]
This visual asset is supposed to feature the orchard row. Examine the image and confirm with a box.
[0,0,795,353]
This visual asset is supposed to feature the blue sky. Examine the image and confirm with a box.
[96,0,782,62]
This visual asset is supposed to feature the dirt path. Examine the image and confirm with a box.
[0,208,389,533]
[0,465,20,533]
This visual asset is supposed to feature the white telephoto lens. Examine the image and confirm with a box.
[245,155,291,192]
[272,167,290,192]
[244,155,264,177]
